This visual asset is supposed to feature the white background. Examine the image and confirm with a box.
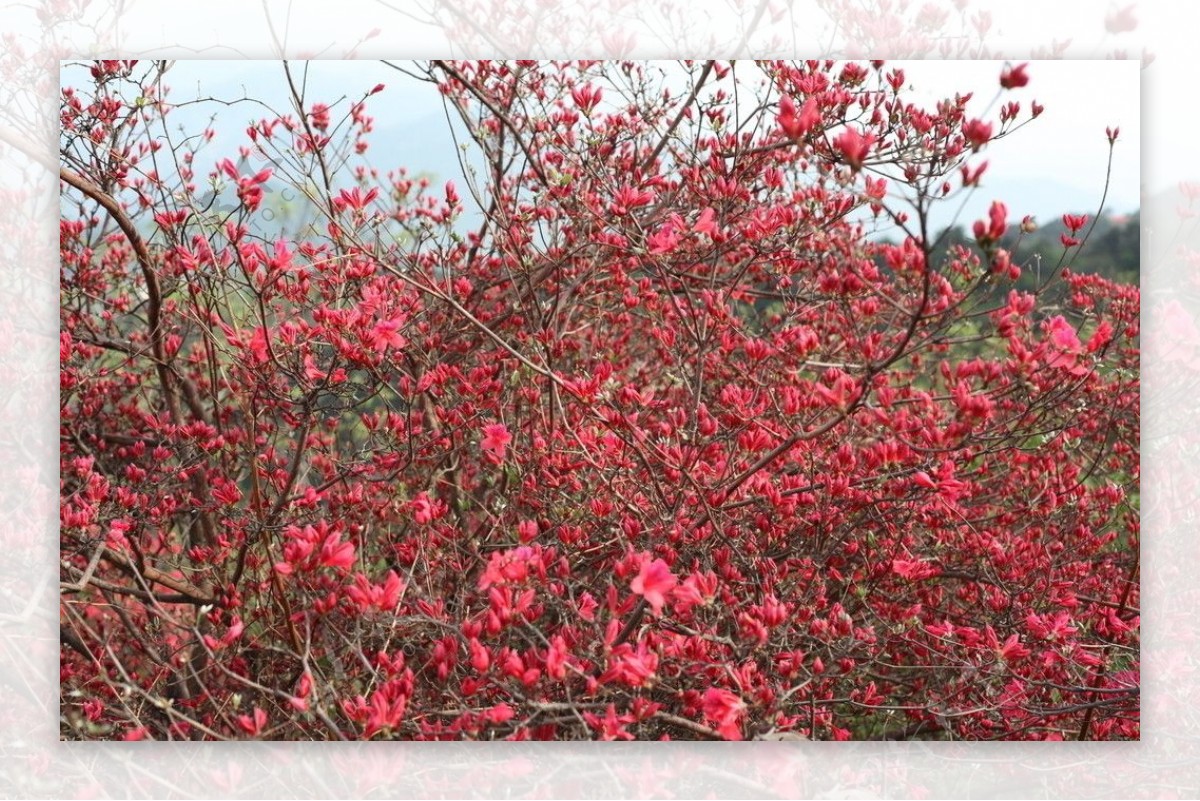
[6,0,1198,797]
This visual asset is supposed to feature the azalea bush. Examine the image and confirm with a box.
[59,59,1139,741]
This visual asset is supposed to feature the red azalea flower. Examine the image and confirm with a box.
[778,95,820,140]
[481,422,512,463]
[963,118,993,150]
[832,126,875,169]
[1000,63,1030,89]
[701,688,746,740]
[630,556,677,615]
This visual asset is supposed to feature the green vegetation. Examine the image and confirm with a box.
[929,210,1140,292]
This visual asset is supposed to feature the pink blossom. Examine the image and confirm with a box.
[1048,316,1082,351]
[222,616,245,645]
[693,207,719,237]
[486,703,515,724]
[545,635,570,679]
[333,186,379,212]
[481,422,512,463]
[1044,316,1089,376]
[309,103,331,131]
[892,558,941,581]
[630,556,677,615]
[972,200,1008,245]
[778,96,820,139]
[370,318,407,352]
[517,519,539,543]
[646,221,681,255]
[1062,213,1088,233]
[701,688,745,740]
[319,532,356,571]
[963,118,993,150]
[997,633,1031,662]
[671,576,707,614]
[235,707,268,737]
[584,703,634,740]
[601,642,659,687]
[1000,63,1029,89]
[832,126,875,169]
[346,570,404,612]
[478,546,543,590]
[248,326,270,364]
[576,591,599,621]
[571,83,602,114]
[410,492,436,524]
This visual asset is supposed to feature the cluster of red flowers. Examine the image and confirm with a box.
[60,59,1138,741]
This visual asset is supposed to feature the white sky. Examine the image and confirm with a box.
[65,59,1141,233]
[897,59,1141,222]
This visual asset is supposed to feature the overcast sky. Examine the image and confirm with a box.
[898,59,1140,223]
[64,59,1140,234]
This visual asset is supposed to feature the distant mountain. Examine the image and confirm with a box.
[922,209,1139,295]
[920,175,1138,239]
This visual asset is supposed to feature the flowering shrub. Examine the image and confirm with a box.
[60,59,1138,741]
